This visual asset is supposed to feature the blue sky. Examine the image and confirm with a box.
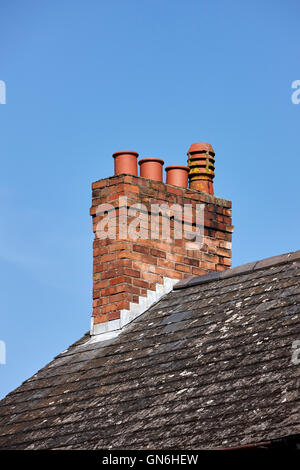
[0,0,299,398]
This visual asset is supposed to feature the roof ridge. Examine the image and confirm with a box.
[174,249,300,290]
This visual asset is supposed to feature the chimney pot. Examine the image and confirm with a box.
[113,151,139,176]
[139,158,164,182]
[165,165,189,188]
[187,142,215,194]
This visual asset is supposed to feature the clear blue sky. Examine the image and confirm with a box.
[0,0,299,398]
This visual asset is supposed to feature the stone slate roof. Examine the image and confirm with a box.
[0,250,300,450]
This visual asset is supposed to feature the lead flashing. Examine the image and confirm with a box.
[174,249,300,290]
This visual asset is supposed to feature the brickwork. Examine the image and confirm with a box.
[90,174,233,327]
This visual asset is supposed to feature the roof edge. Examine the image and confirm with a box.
[174,249,300,290]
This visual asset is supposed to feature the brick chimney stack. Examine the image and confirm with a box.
[90,144,233,339]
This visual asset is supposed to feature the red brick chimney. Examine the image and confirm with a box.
[90,144,233,339]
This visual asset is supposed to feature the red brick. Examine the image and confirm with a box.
[93,314,108,324]
[192,267,207,276]
[220,257,232,267]
[167,186,183,196]
[175,264,191,273]
[101,285,127,296]
[123,267,141,278]
[92,180,107,190]
[94,279,109,290]
[199,261,216,270]
[150,248,166,259]
[132,244,149,255]
[109,292,132,303]
[132,278,150,289]
[108,311,121,321]
[183,257,199,267]
[157,258,175,269]
[108,276,128,286]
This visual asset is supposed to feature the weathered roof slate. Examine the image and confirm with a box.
[0,250,300,449]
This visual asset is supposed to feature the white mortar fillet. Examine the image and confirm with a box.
[90,276,178,341]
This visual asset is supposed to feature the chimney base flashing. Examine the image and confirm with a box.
[90,276,178,342]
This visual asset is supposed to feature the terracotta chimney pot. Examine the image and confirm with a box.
[165,165,189,188]
[139,158,164,182]
[113,151,139,176]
